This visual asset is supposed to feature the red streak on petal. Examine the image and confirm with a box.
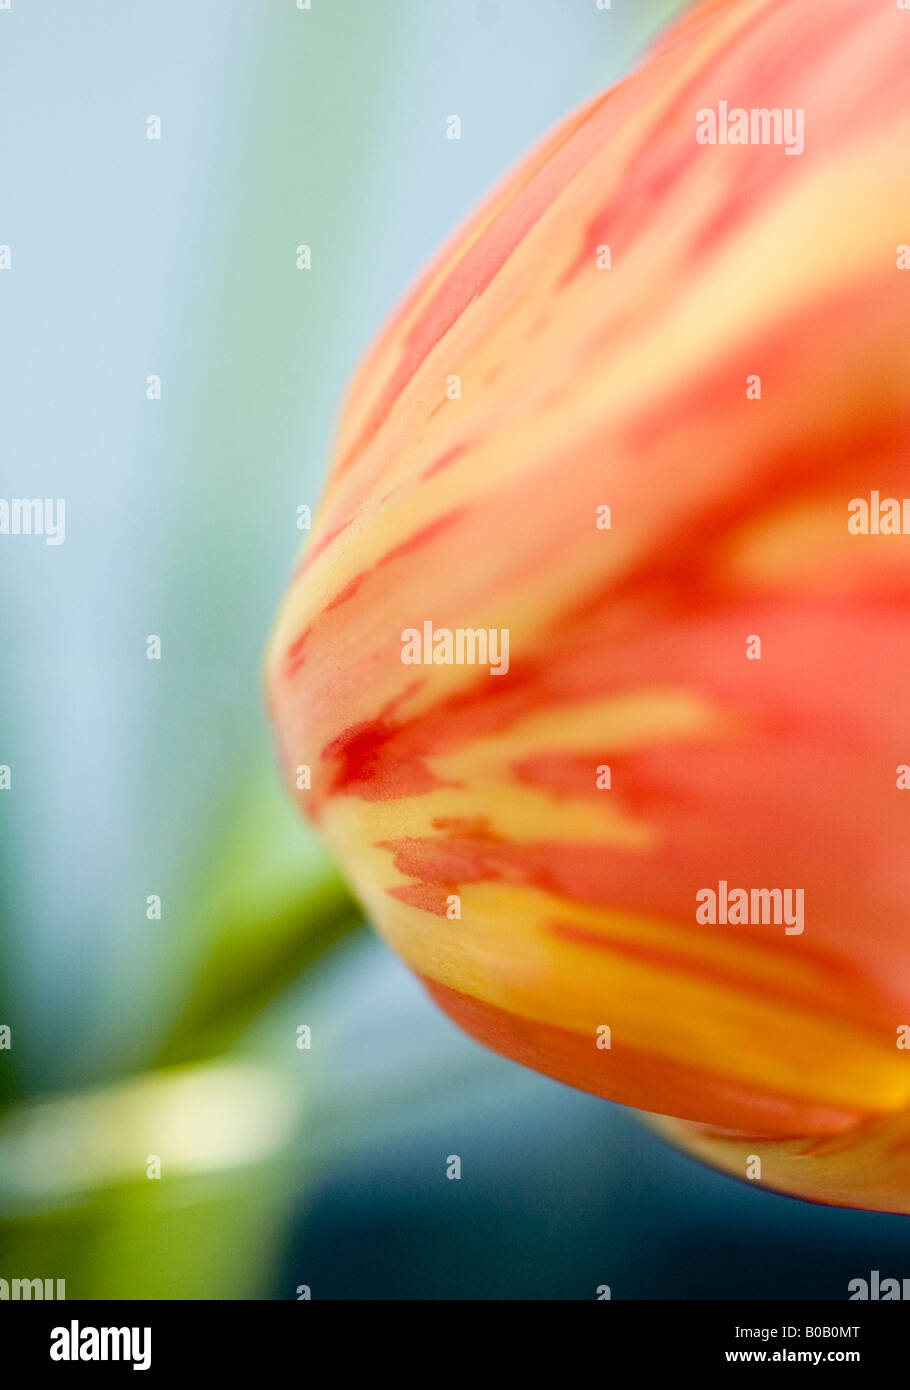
[421,442,472,480]
[284,626,311,678]
[295,517,353,578]
[512,751,609,800]
[323,508,466,615]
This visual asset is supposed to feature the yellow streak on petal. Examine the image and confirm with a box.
[354,782,653,851]
[724,494,910,596]
[651,1111,910,1215]
[429,688,735,781]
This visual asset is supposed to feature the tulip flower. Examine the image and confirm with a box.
[267,0,910,1213]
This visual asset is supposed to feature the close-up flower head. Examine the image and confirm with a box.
[268,0,910,1217]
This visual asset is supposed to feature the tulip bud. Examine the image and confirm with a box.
[268,0,910,1212]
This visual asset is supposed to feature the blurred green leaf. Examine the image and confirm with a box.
[0,1060,305,1298]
